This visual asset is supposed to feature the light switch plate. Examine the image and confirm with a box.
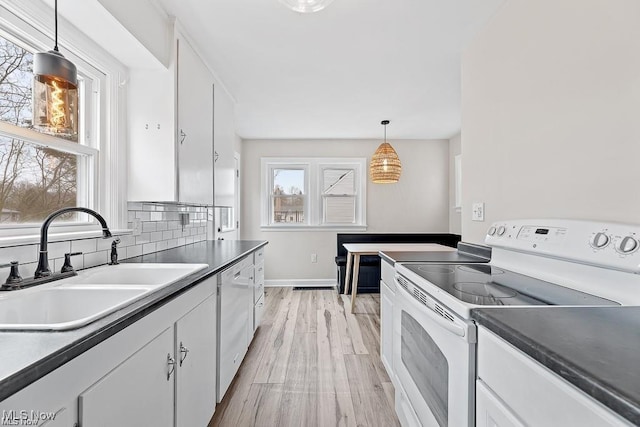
[472,203,485,221]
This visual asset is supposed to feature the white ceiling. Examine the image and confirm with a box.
[160,0,505,140]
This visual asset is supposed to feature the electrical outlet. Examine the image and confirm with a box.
[472,203,485,221]
[132,218,142,236]
[311,253,317,263]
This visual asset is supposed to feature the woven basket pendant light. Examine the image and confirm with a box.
[370,120,401,183]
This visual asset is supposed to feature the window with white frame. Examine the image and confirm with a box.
[0,3,119,235]
[261,158,366,229]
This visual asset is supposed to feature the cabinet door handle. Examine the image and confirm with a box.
[167,353,176,380]
[179,342,189,366]
[180,129,187,145]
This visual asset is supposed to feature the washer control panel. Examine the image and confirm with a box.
[485,219,640,273]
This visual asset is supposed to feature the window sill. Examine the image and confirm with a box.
[0,229,133,248]
[260,224,367,232]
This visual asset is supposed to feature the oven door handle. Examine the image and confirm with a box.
[395,277,467,338]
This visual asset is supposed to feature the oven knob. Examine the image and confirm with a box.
[615,236,638,254]
[488,227,496,236]
[497,226,506,236]
[589,232,610,249]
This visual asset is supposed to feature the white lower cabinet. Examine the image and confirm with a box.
[476,379,523,427]
[253,255,265,332]
[0,273,217,427]
[477,326,631,427]
[254,294,265,330]
[79,327,175,427]
[380,259,395,383]
[175,295,217,427]
[79,295,216,427]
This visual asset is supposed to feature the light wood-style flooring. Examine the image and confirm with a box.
[209,287,400,427]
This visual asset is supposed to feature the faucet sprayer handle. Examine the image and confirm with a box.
[109,238,121,266]
[61,252,83,274]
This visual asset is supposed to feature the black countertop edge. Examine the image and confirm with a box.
[471,309,640,425]
[0,240,267,402]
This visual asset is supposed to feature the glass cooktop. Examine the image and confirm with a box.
[402,263,620,307]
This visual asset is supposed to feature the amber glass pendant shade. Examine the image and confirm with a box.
[370,120,401,183]
[33,67,78,140]
[32,0,79,141]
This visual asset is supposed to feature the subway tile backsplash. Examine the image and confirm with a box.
[0,202,209,276]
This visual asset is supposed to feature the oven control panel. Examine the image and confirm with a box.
[485,219,640,273]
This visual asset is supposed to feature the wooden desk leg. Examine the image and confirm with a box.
[343,252,353,295]
[350,254,361,313]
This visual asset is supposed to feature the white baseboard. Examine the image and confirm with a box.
[265,279,337,288]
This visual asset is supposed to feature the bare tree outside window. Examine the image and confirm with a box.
[0,35,78,224]
[272,169,305,223]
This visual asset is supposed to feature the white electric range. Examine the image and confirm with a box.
[392,219,640,427]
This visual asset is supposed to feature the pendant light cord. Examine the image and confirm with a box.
[54,0,59,51]
[384,123,387,142]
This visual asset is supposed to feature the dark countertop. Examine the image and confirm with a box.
[0,239,267,402]
[472,307,640,425]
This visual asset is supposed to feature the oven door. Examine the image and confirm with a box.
[393,274,476,427]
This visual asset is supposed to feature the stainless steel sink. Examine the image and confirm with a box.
[0,263,208,331]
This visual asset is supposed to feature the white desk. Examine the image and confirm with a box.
[342,243,454,313]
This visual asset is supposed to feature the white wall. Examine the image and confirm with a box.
[241,139,450,282]
[448,133,462,234]
[461,0,640,244]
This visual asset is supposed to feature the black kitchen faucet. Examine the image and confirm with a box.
[34,207,113,278]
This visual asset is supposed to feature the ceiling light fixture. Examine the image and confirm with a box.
[370,120,402,183]
[33,0,78,140]
[278,0,335,13]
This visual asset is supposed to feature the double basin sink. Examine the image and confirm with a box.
[0,263,208,331]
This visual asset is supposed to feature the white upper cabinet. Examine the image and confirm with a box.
[176,35,214,205]
[128,21,236,206]
[213,84,236,208]
[128,65,177,201]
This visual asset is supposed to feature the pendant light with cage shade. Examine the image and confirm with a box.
[278,0,335,13]
[370,120,402,183]
[32,0,79,141]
